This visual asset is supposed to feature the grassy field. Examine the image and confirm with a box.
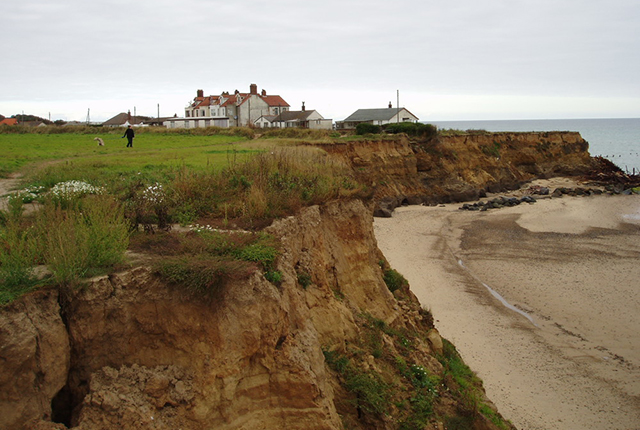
[0,131,256,178]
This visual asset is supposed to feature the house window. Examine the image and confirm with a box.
[205,120,210,127]
[186,111,190,118]
[170,121,175,128]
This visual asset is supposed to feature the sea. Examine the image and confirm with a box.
[430,118,640,175]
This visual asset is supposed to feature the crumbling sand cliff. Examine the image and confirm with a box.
[1,200,507,430]
[320,131,593,212]
[1,131,591,429]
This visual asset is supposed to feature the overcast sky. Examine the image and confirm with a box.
[1,0,639,122]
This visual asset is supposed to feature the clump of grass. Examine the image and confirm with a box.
[323,349,391,416]
[0,193,129,300]
[156,255,252,297]
[34,195,130,284]
[0,219,39,304]
[481,141,502,158]
[296,270,312,289]
[145,229,281,293]
[261,128,334,141]
[437,337,510,426]
[383,268,408,293]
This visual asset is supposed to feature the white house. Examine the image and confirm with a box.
[336,106,419,130]
[254,103,332,129]
[185,84,290,127]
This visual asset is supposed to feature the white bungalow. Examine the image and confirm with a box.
[336,105,419,130]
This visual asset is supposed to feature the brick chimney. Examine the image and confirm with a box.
[388,101,392,108]
[261,89,267,96]
[197,89,204,98]
[302,101,306,112]
[250,83,258,95]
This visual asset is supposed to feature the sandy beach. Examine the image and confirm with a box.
[374,179,640,430]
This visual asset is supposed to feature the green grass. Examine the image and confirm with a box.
[0,132,251,178]
[143,229,281,295]
[383,268,408,293]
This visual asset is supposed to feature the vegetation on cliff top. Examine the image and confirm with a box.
[0,128,368,303]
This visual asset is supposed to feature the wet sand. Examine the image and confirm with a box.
[374,179,640,430]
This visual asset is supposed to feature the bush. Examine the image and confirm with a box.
[296,270,312,289]
[383,268,408,293]
[384,122,438,139]
[355,123,382,135]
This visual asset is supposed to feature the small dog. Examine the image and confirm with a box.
[94,137,105,146]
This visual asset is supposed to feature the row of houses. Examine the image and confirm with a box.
[102,84,419,130]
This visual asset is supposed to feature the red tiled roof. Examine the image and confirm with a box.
[261,95,289,107]
[190,89,290,109]
[0,118,18,126]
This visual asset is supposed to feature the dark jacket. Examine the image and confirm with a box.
[123,128,135,139]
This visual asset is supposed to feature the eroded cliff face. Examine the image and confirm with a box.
[0,289,70,428]
[1,200,504,430]
[320,131,593,211]
[1,130,577,429]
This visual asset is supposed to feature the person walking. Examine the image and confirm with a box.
[122,125,135,147]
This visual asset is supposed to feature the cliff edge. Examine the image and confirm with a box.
[1,130,593,429]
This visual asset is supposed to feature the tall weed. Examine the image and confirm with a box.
[0,220,38,303]
[35,195,129,284]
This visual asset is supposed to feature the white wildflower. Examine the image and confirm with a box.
[142,182,166,205]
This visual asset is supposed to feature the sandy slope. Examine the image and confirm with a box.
[374,180,640,430]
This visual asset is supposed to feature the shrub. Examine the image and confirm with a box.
[264,269,283,285]
[355,123,382,135]
[383,268,408,293]
[296,270,312,289]
[384,122,438,139]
